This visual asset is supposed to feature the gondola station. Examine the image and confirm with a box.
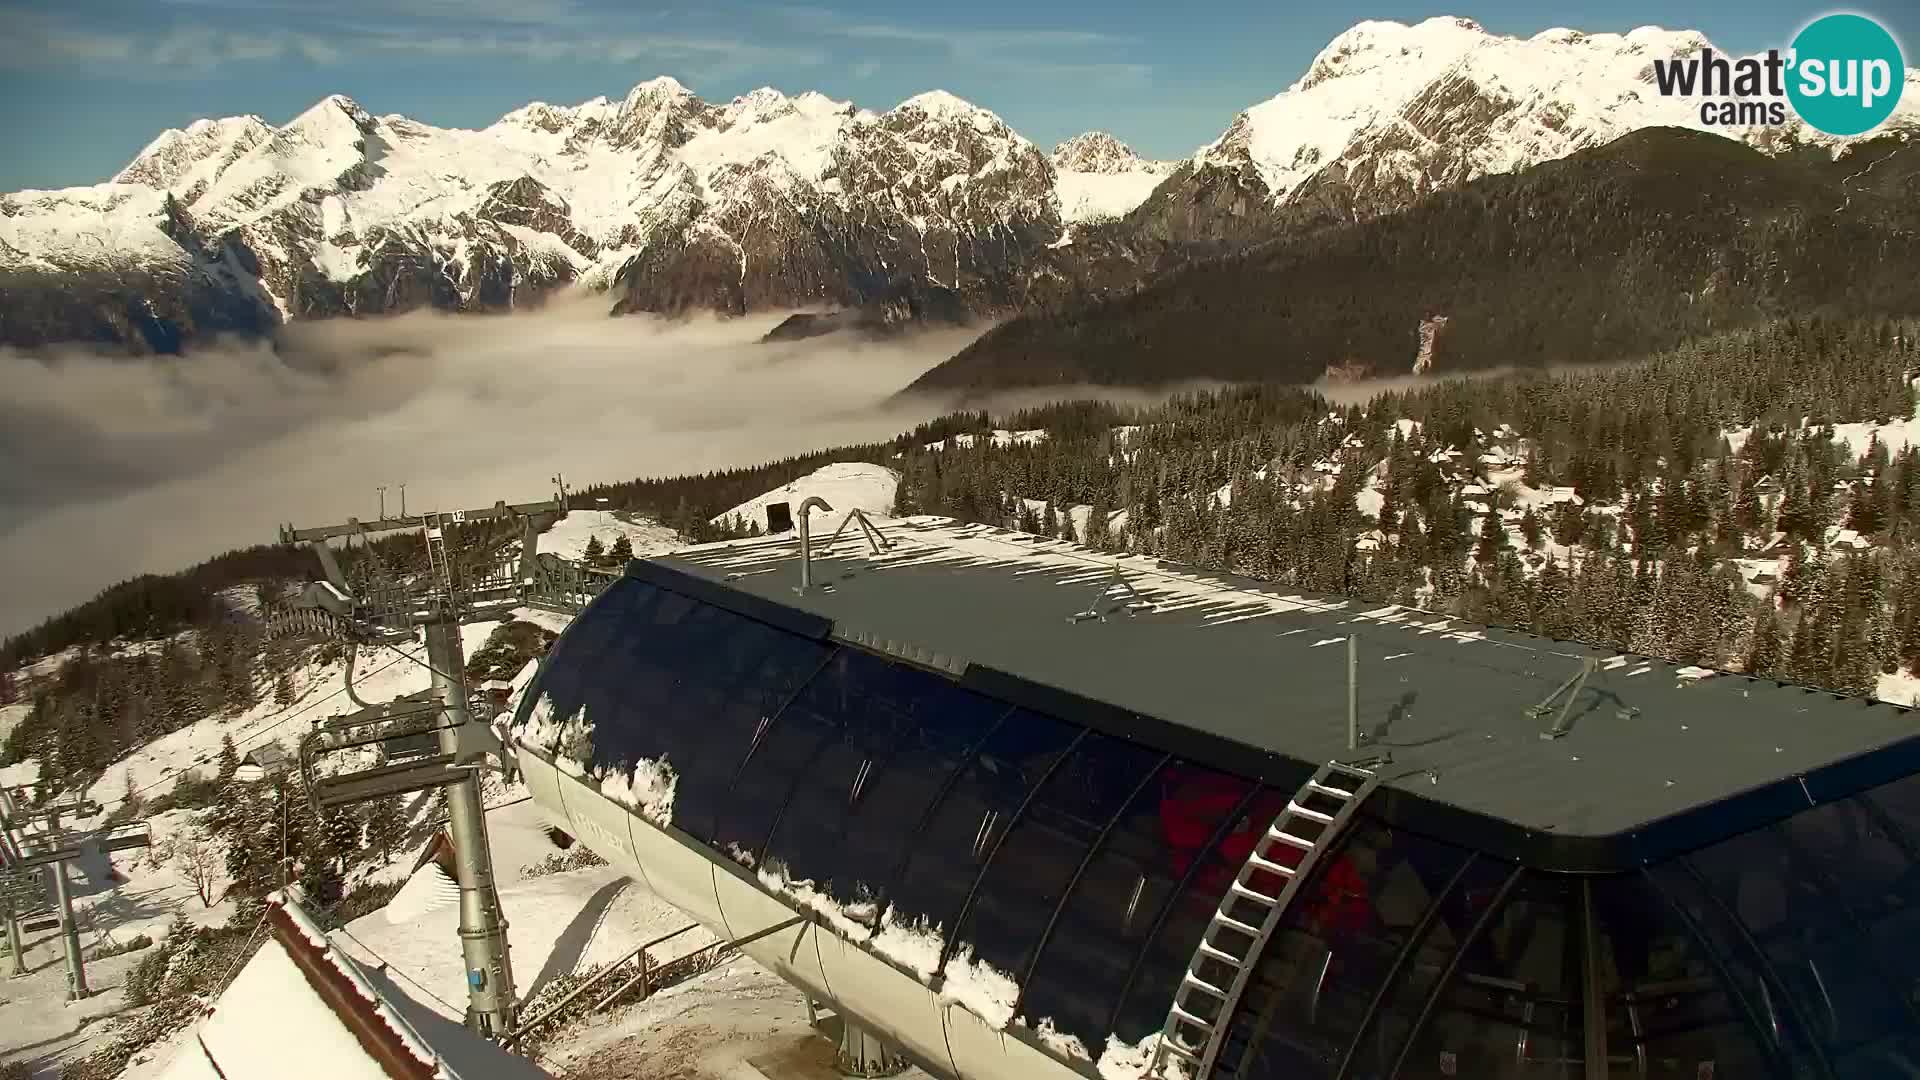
[507,512,1920,1080]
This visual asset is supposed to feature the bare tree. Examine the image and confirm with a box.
[174,832,223,909]
[146,834,176,873]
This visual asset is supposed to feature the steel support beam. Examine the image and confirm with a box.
[425,619,518,1037]
[280,499,565,543]
[43,806,86,1001]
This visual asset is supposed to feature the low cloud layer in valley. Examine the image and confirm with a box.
[0,300,989,637]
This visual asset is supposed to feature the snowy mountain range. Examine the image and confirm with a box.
[3,15,1917,351]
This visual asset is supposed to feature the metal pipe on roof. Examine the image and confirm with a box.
[795,496,834,593]
[1348,634,1359,753]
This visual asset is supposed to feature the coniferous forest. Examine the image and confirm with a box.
[911,129,1920,392]
[5,316,1920,797]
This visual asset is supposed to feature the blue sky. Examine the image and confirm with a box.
[2,1,1913,191]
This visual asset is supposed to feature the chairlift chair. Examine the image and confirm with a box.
[297,700,477,814]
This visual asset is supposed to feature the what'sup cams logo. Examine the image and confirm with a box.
[1652,12,1906,136]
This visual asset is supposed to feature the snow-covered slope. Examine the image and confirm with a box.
[539,510,682,563]
[1183,16,1920,216]
[712,462,901,531]
[1049,132,1176,224]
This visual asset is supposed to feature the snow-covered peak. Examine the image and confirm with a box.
[623,75,693,105]
[1051,131,1172,175]
[717,86,853,130]
[1294,16,1492,92]
[1050,132,1177,224]
[1205,17,1920,207]
[116,115,274,190]
[895,90,982,118]
[285,94,376,139]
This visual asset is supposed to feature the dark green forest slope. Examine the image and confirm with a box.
[909,129,1920,393]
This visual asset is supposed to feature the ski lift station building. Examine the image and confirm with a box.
[507,515,1920,1080]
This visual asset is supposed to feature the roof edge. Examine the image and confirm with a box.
[628,557,834,639]
[265,899,440,1080]
[625,554,1920,874]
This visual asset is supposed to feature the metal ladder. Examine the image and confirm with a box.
[1147,760,1380,1079]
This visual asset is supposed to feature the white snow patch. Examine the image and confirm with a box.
[712,462,900,529]
[1098,1030,1188,1080]
[1054,169,1168,224]
[595,755,677,826]
[1877,668,1920,707]
[540,510,681,562]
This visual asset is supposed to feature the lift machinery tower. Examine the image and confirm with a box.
[274,486,570,1038]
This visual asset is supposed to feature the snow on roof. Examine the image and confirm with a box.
[161,891,447,1080]
[711,462,900,529]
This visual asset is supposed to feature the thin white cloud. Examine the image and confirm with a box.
[0,7,821,78]
[356,30,822,74]
[774,5,1149,85]
[154,0,588,25]
[0,12,346,75]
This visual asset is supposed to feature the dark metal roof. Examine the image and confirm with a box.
[643,516,1920,866]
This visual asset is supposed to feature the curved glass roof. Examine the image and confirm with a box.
[512,566,1920,1078]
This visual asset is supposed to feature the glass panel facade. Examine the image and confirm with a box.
[1014,761,1240,1059]
[1215,818,1474,1079]
[1399,870,1586,1078]
[1109,768,1276,1046]
[523,576,1920,1080]
[883,709,1080,945]
[531,577,833,843]
[948,734,1162,999]
[1590,873,1772,1078]
[759,651,972,914]
[1687,820,1920,1073]
[1341,854,1518,1080]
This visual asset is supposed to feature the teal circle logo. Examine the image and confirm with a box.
[1787,13,1906,136]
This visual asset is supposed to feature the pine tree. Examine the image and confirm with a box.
[217,734,240,786]
[364,798,406,867]
[1474,509,1507,564]
[1518,507,1542,550]
[1041,502,1060,540]
[1376,477,1400,537]
[273,671,295,709]
[1845,480,1884,535]
[582,535,606,566]
[1085,495,1113,551]
[607,534,635,565]
[1550,501,1585,548]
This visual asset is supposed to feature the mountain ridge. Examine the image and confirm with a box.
[4,16,1919,352]
[908,127,1920,393]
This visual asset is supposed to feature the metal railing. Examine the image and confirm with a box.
[502,914,806,1049]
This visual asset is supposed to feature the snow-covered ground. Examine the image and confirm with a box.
[539,511,682,563]
[712,462,900,531]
